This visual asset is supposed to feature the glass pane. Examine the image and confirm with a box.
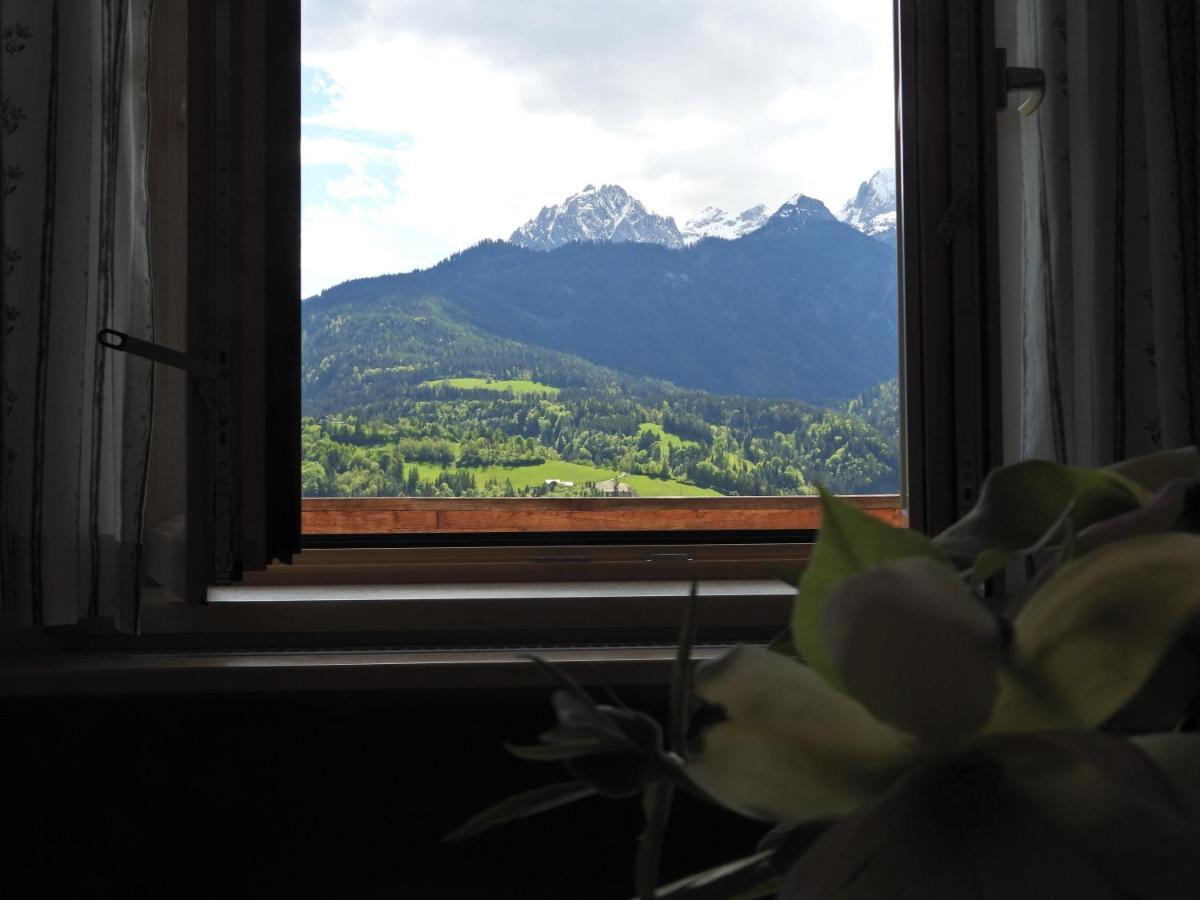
[300,1,898,502]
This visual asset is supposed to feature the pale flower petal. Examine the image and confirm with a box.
[686,646,915,822]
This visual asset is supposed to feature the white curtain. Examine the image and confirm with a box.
[1,0,153,630]
[1016,0,1200,466]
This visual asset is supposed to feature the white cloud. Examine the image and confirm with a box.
[299,0,895,296]
[325,173,392,201]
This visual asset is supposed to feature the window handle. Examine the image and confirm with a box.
[98,328,227,424]
[99,328,219,380]
[995,49,1045,116]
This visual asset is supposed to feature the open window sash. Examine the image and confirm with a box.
[155,0,1003,603]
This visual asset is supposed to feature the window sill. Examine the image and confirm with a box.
[0,644,734,696]
[143,578,793,643]
[302,494,906,535]
[1,578,793,696]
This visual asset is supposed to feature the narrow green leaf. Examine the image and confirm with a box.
[562,707,670,798]
[444,781,597,842]
[1053,507,1078,569]
[986,533,1200,733]
[647,851,781,900]
[522,653,597,709]
[1076,478,1195,556]
[934,460,1140,563]
[552,689,628,742]
[1107,446,1200,494]
[505,738,626,762]
[966,495,1079,590]
[967,547,1012,591]
[670,582,701,758]
[792,486,948,683]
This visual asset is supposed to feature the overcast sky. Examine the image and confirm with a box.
[300,0,895,297]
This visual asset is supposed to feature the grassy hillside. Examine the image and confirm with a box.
[404,459,721,497]
[300,232,902,499]
[420,377,561,397]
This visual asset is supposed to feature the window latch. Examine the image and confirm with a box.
[97,328,228,425]
[996,49,1045,116]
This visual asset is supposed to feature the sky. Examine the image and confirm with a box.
[300,0,896,298]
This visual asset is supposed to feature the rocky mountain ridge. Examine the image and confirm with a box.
[509,173,895,251]
[508,183,685,250]
[837,168,897,242]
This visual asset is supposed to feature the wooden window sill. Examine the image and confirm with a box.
[301,494,906,535]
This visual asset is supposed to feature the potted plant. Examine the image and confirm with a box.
[449,448,1200,898]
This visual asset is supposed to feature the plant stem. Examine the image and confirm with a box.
[636,780,675,900]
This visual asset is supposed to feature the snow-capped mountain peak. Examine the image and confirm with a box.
[838,168,897,242]
[509,184,684,251]
[767,193,838,227]
[682,204,770,243]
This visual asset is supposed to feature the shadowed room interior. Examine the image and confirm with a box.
[3,0,1199,897]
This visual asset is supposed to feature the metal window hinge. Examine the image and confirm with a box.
[996,48,1046,116]
[97,328,228,425]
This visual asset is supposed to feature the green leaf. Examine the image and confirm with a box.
[821,557,1005,744]
[792,487,948,683]
[988,732,1200,898]
[444,781,597,842]
[522,653,598,710]
[779,749,1134,900]
[563,706,672,798]
[966,547,1013,591]
[1107,445,1200,494]
[986,533,1200,733]
[636,780,675,900]
[1076,478,1195,556]
[1131,733,1200,822]
[551,690,628,743]
[934,460,1140,563]
[966,494,1081,590]
[670,583,701,757]
[647,851,781,900]
[505,738,626,762]
[685,646,914,823]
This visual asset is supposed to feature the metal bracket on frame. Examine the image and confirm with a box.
[996,48,1046,116]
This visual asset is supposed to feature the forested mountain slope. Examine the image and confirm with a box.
[303,194,896,408]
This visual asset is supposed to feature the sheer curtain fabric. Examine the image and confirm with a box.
[1016,0,1200,466]
[1,0,153,630]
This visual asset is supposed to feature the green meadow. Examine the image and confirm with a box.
[420,377,560,397]
[407,459,721,497]
[637,422,700,461]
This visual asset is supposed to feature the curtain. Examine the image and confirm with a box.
[1,0,153,630]
[1016,0,1200,467]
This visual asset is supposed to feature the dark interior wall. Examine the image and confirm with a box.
[3,688,765,899]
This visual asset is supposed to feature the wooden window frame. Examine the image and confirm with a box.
[129,0,1002,653]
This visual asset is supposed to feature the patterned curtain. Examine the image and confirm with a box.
[1016,0,1200,466]
[1,0,153,630]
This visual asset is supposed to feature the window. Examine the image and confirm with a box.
[297,2,905,543]
[132,0,1001,651]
